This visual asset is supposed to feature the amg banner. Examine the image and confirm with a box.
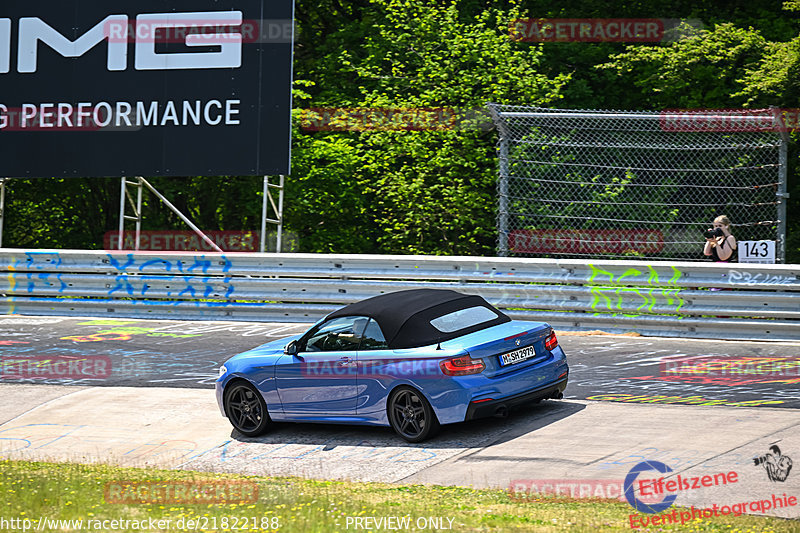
[0,1,293,177]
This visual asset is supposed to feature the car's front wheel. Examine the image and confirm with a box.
[223,380,271,437]
[388,386,440,442]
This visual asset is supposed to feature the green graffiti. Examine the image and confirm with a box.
[588,264,615,284]
[588,264,685,316]
[669,266,682,285]
[647,265,659,285]
[617,268,642,283]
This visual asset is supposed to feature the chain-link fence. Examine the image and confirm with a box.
[489,104,789,262]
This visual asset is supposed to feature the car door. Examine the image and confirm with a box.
[355,318,395,417]
[275,315,367,418]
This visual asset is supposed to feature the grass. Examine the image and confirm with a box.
[1,459,795,532]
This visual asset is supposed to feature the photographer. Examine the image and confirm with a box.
[703,215,737,262]
[753,445,793,482]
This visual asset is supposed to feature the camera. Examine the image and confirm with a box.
[703,227,724,239]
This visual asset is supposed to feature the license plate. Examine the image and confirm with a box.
[499,345,537,366]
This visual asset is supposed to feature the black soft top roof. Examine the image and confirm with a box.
[326,289,510,349]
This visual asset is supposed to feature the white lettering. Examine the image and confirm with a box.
[5,12,244,73]
[183,100,201,126]
[135,12,242,71]
[0,19,10,73]
[39,103,54,128]
[115,102,132,127]
[57,103,74,127]
[204,100,222,125]
[136,101,158,126]
[160,101,179,126]
[17,15,128,73]
[94,102,113,127]
[77,102,92,127]
[225,99,240,124]
[21,103,36,127]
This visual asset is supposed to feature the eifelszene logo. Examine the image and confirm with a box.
[624,460,741,514]
[624,461,677,514]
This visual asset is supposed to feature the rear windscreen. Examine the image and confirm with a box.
[430,306,499,333]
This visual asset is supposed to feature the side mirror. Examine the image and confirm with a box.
[284,340,298,356]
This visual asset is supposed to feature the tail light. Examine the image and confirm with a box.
[545,331,558,352]
[440,355,485,376]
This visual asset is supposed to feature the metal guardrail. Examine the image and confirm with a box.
[1,249,798,341]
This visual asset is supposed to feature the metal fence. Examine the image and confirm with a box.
[489,104,789,262]
[1,249,798,341]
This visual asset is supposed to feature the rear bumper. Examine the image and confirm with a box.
[464,376,568,421]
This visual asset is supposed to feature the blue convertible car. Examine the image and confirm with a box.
[216,289,568,442]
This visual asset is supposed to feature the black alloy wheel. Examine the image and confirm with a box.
[388,386,440,443]
[223,381,271,437]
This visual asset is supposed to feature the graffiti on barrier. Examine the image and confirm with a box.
[103,254,233,275]
[728,270,798,286]
[1,252,237,311]
[587,264,684,316]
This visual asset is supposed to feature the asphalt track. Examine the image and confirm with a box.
[1,316,799,519]
[1,316,798,407]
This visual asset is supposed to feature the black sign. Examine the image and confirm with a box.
[0,1,293,177]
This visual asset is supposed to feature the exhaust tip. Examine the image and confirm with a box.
[494,405,509,418]
[552,391,564,400]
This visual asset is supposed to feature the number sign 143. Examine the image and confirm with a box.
[738,240,776,263]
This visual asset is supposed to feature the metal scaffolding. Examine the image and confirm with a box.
[0,176,285,253]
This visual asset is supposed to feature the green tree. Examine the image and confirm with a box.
[291,0,568,254]
[598,17,800,262]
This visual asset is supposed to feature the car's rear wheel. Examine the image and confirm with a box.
[223,380,271,437]
[388,386,440,442]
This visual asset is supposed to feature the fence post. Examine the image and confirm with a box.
[489,104,510,257]
[778,129,789,264]
[0,178,5,248]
